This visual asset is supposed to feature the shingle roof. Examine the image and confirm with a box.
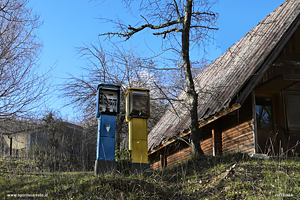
[148,0,300,152]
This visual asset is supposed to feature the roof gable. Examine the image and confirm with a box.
[148,0,300,152]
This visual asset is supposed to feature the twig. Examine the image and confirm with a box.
[221,163,236,180]
[153,81,181,119]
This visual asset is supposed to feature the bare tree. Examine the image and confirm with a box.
[60,41,167,150]
[0,0,47,120]
[61,41,160,115]
[99,0,218,154]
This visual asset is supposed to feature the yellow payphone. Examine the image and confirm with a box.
[126,88,150,164]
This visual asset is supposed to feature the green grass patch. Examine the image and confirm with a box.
[1,154,300,199]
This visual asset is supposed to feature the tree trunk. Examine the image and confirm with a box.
[182,0,204,155]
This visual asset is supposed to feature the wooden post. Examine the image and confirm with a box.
[251,91,258,154]
[160,148,167,168]
[212,127,222,156]
[8,136,12,157]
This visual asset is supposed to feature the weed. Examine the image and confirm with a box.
[1,154,300,199]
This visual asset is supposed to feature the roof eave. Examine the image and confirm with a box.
[148,102,241,154]
[237,11,300,104]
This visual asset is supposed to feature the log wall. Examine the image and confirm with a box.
[149,136,214,169]
[201,137,213,155]
[166,146,192,167]
[149,151,161,170]
[222,120,255,154]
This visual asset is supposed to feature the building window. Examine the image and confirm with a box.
[256,97,273,130]
[285,91,300,131]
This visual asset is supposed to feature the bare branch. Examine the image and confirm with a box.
[154,81,181,119]
[140,15,150,24]
[191,25,219,30]
[0,0,48,118]
[153,28,182,37]
[99,18,183,40]
[192,11,218,17]
[173,0,181,20]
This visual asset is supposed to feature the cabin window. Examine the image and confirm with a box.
[256,97,273,130]
[285,91,300,131]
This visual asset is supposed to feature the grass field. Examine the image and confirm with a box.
[1,153,300,199]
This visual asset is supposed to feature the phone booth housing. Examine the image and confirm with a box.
[95,83,120,174]
[96,83,120,117]
[126,88,150,164]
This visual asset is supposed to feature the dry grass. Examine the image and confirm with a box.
[1,153,300,199]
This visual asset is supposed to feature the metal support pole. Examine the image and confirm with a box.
[8,136,12,157]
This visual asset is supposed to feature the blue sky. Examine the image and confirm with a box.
[29,0,285,121]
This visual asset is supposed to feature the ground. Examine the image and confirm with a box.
[1,153,300,199]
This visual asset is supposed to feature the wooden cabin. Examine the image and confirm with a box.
[148,0,300,170]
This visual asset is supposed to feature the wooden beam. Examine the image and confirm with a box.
[160,148,167,168]
[282,74,300,81]
[212,126,222,156]
[251,91,258,154]
[272,61,300,68]
[212,129,216,157]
